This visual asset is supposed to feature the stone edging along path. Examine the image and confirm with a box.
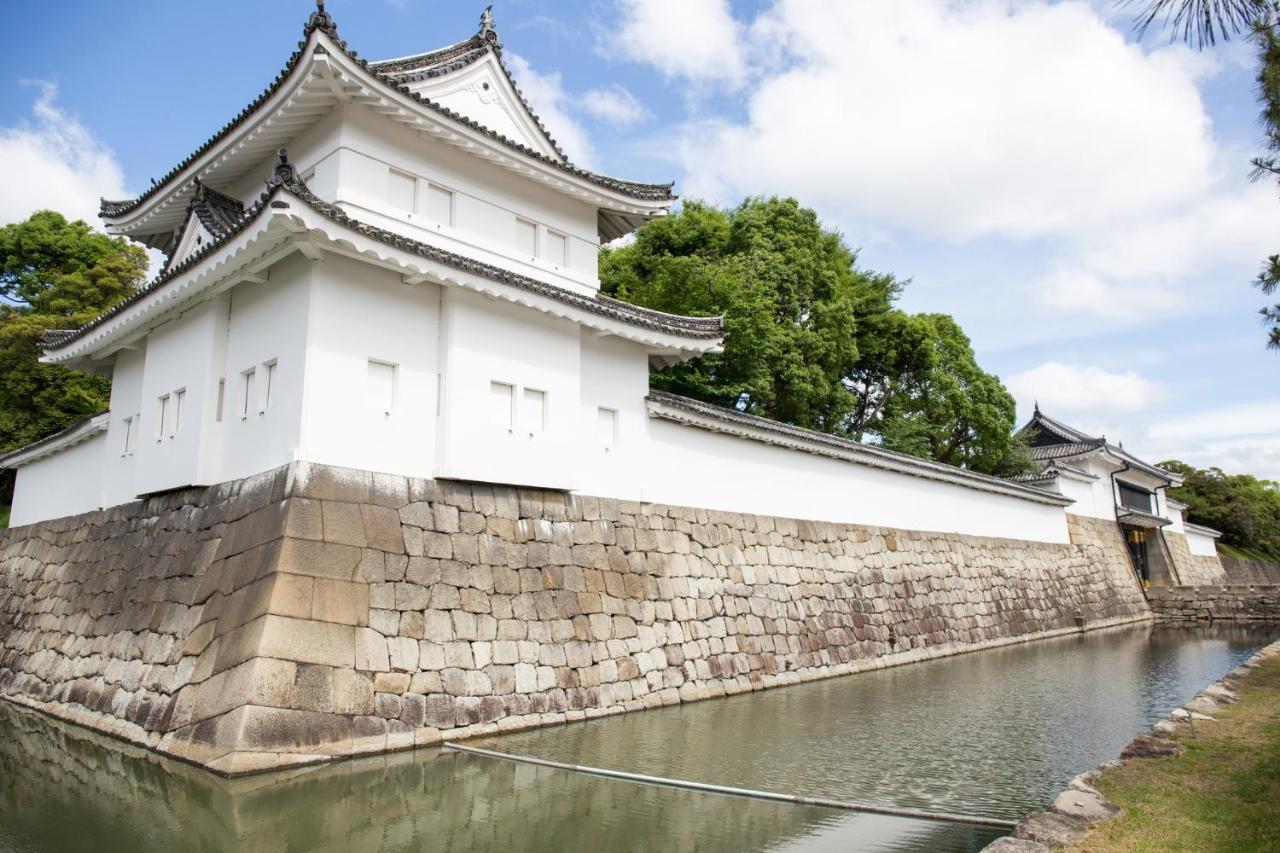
[983,637,1280,852]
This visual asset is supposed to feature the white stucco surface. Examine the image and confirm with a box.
[9,432,107,527]
[1185,528,1221,557]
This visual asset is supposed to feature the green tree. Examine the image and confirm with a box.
[0,211,147,454]
[1162,459,1280,557]
[602,197,878,432]
[876,314,1023,474]
[601,197,1032,474]
[1124,0,1280,347]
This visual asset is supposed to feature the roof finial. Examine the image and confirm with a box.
[479,5,501,48]
[307,0,338,37]
[267,148,301,189]
[1033,399,1040,415]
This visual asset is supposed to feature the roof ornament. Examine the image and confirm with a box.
[1033,399,1040,415]
[267,148,302,190]
[479,5,501,49]
[307,0,339,38]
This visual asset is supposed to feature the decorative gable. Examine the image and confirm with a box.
[370,10,567,163]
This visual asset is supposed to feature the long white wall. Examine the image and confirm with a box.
[639,418,1071,543]
[9,432,107,527]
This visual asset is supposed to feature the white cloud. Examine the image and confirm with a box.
[1007,361,1167,417]
[0,80,129,227]
[605,0,746,85]
[1147,401,1280,444]
[1035,268,1189,319]
[1142,402,1280,479]
[670,0,1217,244]
[580,84,651,125]
[506,53,597,168]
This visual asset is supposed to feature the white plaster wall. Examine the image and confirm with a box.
[576,332,649,498]
[404,54,560,161]
[101,348,145,507]
[1052,474,1104,519]
[640,419,1071,543]
[436,287,580,490]
[325,105,599,293]
[133,300,227,495]
[1185,529,1220,557]
[9,433,107,527]
[298,253,441,478]
[217,254,312,482]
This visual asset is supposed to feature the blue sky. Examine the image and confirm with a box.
[2,0,1277,477]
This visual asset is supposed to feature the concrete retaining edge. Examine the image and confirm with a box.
[983,637,1280,852]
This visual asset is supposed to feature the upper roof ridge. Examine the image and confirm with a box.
[100,3,671,225]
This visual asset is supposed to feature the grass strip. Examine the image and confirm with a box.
[1073,654,1280,852]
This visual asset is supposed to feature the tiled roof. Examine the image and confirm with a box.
[188,180,245,239]
[0,413,109,469]
[1019,408,1174,483]
[1029,441,1104,461]
[1008,468,1059,484]
[1117,506,1172,528]
[47,153,722,355]
[99,4,671,222]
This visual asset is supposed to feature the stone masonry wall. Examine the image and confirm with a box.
[0,463,1151,775]
[1147,585,1280,622]
[1220,555,1280,585]
[1163,531,1228,586]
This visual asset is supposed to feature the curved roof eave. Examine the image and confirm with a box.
[49,162,723,365]
[100,9,673,232]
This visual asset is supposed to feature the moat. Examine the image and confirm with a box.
[0,622,1272,853]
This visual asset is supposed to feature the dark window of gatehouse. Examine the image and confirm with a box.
[1118,483,1154,513]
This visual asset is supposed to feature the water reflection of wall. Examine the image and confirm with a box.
[0,702,1000,853]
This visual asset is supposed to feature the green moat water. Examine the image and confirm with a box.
[0,623,1272,852]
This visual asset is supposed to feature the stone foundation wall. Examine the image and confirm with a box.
[1147,585,1280,622]
[0,463,1151,775]
[1163,532,1227,586]
[1220,555,1280,585]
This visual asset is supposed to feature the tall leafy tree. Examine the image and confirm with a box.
[601,198,1031,474]
[602,198,878,432]
[1124,0,1280,347]
[0,211,147,454]
[876,314,1023,474]
[1162,459,1280,557]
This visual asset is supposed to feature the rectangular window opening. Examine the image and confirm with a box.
[427,183,454,226]
[173,388,186,433]
[597,407,617,449]
[264,361,278,409]
[367,359,397,412]
[215,378,226,423]
[547,230,568,267]
[516,218,538,258]
[522,387,546,433]
[122,417,134,455]
[388,168,417,214]
[241,369,256,418]
[1118,483,1154,513]
[490,381,515,428]
[157,394,170,440]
